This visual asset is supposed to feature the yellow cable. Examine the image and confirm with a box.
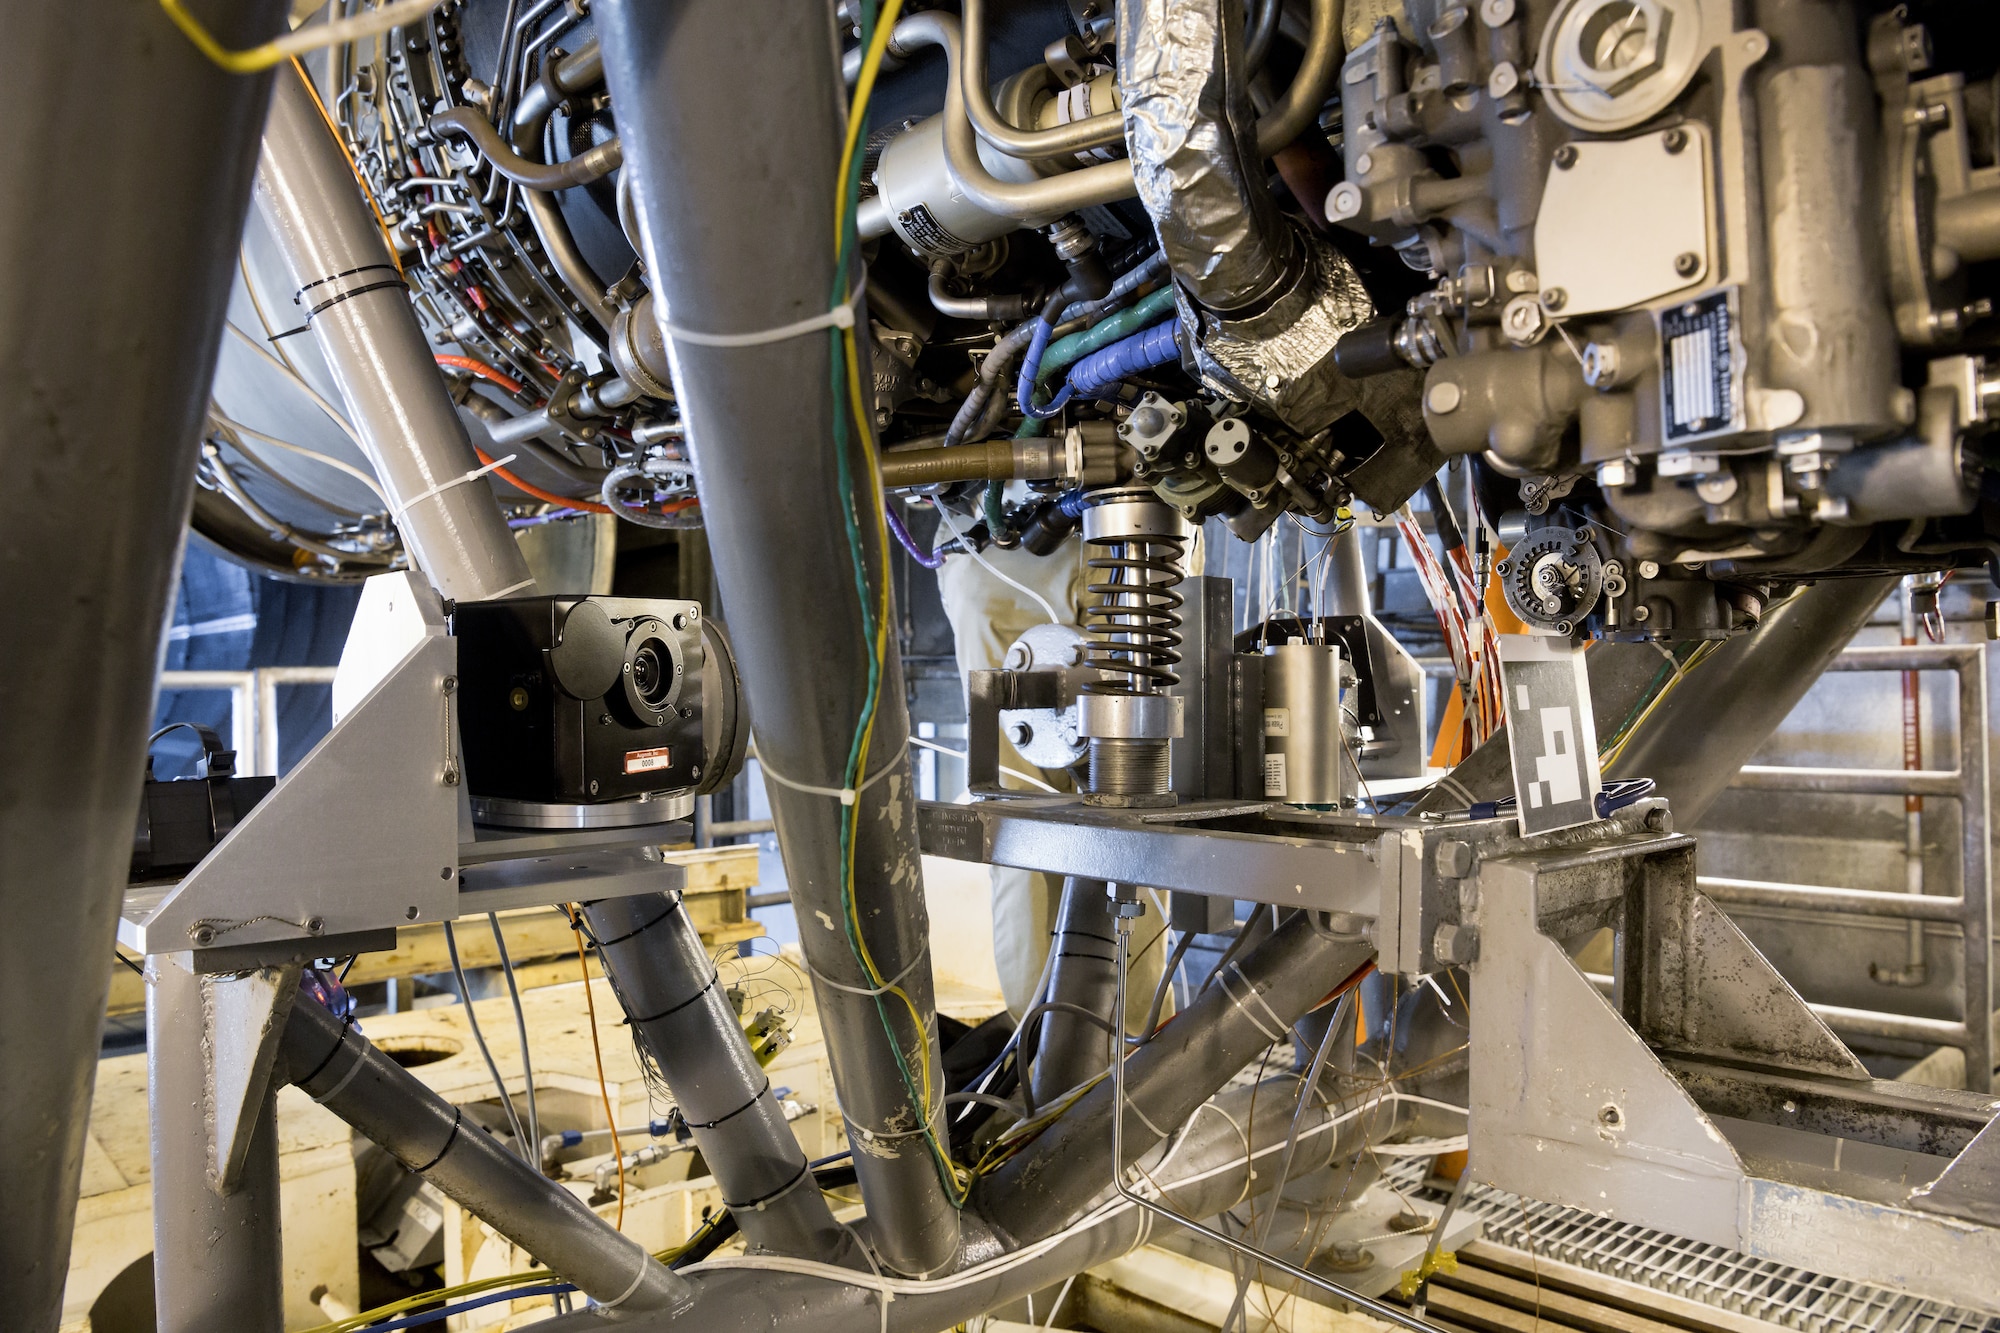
[833,0,908,242]
[160,0,447,75]
[288,58,406,278]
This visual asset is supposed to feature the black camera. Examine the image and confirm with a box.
[454,595,746,825]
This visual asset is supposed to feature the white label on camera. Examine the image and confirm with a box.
[1264,751,1287,797]
[1263,708,1290,737]
[624,746,673,774]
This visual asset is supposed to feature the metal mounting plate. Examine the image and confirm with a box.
[1535,125,1712,317]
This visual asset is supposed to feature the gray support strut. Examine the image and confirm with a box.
[982,913,1376,1243]
[531,1071,1395,1333]
[1029,877,1119,1107]
[149,956,284,1333]
[595,0,960,1276]
[582,893,845,1258]
[282,994,693,1313]
[252,64,535,603]
[0,3,289,1325]
[1414,575,1895,821]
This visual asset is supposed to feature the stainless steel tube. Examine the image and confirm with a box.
[980,912,1375,1242]
[283,994,693,1312]
[432,106,624,191]
[0,3,288,1324]
[581,893,845,1258]
[597,0,961,1276]
[959,0,1123,159]
[531,1071,1397,1333]
[150,956,283,1333]
[958,0,1339,162]
[1607,576,1897,821]
[253,66,536,603]
[1029,878,1119,1106]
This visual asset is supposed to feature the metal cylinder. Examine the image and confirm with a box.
[282,995,693,1312]
[149,956,283,1333]
[252,66,535,603]
[596,0,960,1276]
[1752,0,1900,437]
[1031,877,1120,1108]
[0,2,289,1322]
[1261,642,1349,806]
[581,893,844,1258]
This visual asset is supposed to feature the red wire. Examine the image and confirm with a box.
[435,353,525,396]
[442,356,700,519]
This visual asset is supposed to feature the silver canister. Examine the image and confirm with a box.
[1260,641,1349,807]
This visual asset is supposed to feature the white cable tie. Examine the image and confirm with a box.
[758,750,900,806]
[594,1242,654,1311]
[390,453,519,522]
[310,1048,369,1106]
[804,948,929,999]
[658,276,866,349]
[1217,964,1288,1044]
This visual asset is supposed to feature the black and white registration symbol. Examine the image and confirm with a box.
[1498,635,1602,835]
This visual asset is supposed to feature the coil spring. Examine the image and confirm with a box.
[1081,534,1185,693]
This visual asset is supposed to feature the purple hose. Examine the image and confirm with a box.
[885,495,945,569]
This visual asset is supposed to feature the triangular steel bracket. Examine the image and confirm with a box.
[1910,1115,2000,1226]
[204,962,301,1193]
[1636,875,1870,1081]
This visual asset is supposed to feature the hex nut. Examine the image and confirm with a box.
[1434,922,1481,965]
[1645,806,1673,832]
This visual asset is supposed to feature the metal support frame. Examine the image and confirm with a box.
[1466,828,2000,1313]
[0,4,291,1321]
[597,0,960,1276]
[1706,643,1992,1089]
[148,953,292,1333]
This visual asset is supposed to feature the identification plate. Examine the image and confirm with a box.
[623,746,673,775]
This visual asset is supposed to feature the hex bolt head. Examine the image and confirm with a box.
[1006,721,1033,745]
[1645,806,1673,832]
[1434,922,1481,965]
[189,924,216,946]
[1674,251,1701,278]
[1541,287,1568,312]
[1552,144,1578,170]
[306,916,326,934]
[1435,838,1475,879]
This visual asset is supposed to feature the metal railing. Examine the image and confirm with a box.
[1707,643,1992,1091]
[157,665,340,777]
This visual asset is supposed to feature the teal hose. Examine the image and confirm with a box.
[1017,285,1181,438]
[1038,286,1177,388]
[985,477,1008,536]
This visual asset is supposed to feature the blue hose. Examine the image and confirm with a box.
[1065,318,1181,401]
[1016,317,1069,420]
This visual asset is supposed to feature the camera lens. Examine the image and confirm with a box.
[629,638,672,709]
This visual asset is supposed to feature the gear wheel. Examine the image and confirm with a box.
[1499,526,1605,634]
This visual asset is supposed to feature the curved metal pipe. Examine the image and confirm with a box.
[511,38,604,141]
[958,0,1123,159]
[955,0,1338,163]
[888,1,1338,226]
[431,106,623,191]
[926,270,1035,321]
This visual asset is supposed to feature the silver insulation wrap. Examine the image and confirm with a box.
[1119,0,1295,313]
[1183,235,1376,435]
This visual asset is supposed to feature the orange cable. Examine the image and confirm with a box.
[570,912,626,1230]
[289,58,404,278]
[436,353,525,396]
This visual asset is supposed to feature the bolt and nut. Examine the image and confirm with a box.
[1434,922,1481,965]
